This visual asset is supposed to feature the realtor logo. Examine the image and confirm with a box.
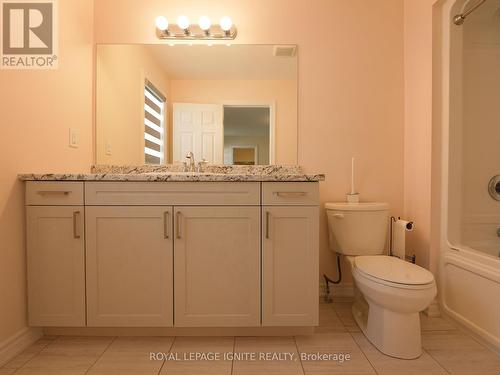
[1,0,58,69]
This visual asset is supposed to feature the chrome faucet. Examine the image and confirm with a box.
[197,158,208,173]
[184,152,195,172]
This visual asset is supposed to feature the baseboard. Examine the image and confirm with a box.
[320,282,354,300]
[0,327,43,367]
[43,326,315,337]
[424,298,441,317]
[441,301,500,354]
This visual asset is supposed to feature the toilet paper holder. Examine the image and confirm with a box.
[390,216,416,264]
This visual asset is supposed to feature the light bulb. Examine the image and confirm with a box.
[177,15,190,30]
[198,16,211,31]
[220,16,232,31]
[155,16,168,31]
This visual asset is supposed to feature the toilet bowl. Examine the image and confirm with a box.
[326,202,437,359]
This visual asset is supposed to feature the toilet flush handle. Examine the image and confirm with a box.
[332,213,344,219]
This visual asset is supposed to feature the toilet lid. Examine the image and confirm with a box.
[354,256,434,285]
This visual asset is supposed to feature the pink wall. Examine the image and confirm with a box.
[94,0,406,285]
[97,45,171,165]
[0,0,94,344]
[403,0,441,275]
[0,0,433,345]
[403,0,434,269]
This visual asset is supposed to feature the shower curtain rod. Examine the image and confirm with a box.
[453,0,487,25]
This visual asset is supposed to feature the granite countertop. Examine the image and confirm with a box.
[18,165,325,182]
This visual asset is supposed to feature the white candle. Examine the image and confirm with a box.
[351,157,355,194]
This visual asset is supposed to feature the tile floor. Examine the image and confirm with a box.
[1,299,499,375]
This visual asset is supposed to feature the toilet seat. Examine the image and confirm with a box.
[354,256,435,290]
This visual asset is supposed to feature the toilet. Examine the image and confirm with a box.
[325,202,437,359]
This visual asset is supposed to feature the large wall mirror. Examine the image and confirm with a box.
[96,44,298,166]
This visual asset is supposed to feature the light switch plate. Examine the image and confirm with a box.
[105,141,112,156]
[69,128,79,148]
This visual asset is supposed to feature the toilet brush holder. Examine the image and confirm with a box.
[346,193,360,204]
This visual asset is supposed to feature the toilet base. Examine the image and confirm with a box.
[353,299,422,359]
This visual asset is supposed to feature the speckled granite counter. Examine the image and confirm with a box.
[18,165,325,182]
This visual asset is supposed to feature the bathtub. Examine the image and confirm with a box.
[441,245,500,350]
[438,0,500,352]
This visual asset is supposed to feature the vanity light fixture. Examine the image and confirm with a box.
[198,16,211,34]
[177,15,190,33]
[219,16,232,35]
[156,15,237,40]
[155,16,168,32]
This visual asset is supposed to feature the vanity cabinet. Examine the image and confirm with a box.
[24,180,319,329]
[262,182,319,326]
[174,206,260,327]
[26,183,86,326]
[85,206,174,327]
[262,206,319,326]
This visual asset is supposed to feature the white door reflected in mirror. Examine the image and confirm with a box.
[173,103,223,164]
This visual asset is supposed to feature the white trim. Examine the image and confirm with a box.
[424,298,441,317]
[0,327,43,367]
[222,101,276,164]
[319,282,354,299]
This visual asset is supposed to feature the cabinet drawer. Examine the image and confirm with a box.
[262,182,319,206]
[26,182,84,206]
[85,182,260,206]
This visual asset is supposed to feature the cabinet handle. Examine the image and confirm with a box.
[176,211,182,239]
[274,192,307,198]
[37,191,71,196]
[163,211,170,239]
[265,211,270,239]
[73,211,81,239]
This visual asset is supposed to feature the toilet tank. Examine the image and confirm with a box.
[326,202,389,256]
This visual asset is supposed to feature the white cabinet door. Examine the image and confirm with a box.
[262,206,319,326]
[174,206,260,327]
[27,206,85,326]
[86,206,173,327]
[173,103,223,164]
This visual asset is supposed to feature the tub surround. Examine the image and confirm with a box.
[18,164,325,182]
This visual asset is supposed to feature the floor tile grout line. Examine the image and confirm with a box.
[422,348,452,375]
[230,336,235,375]
[9,335,62,373]
[3,335,56,372]
[157,336,176,375]
[423,324,500,356]
[455,325,500,355]
[330,302,349,330]
[83,336,117,375]
[292,336,306,375]
[348,332,381,375]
